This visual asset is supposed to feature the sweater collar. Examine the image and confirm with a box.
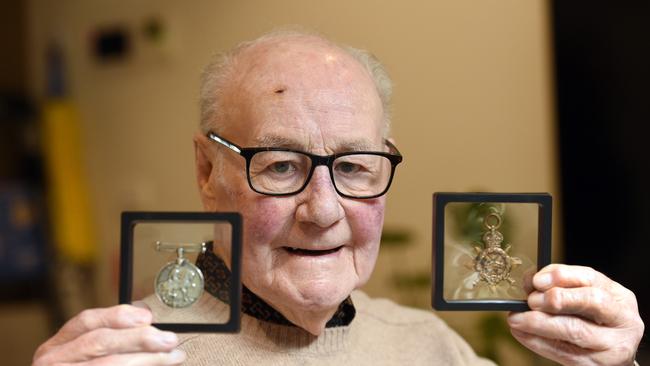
[196,242,356,328]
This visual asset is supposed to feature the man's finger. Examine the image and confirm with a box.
[532,264,612,292]
[80,349,186,366]
[527,287,624,326]
[510,328,591,366]
[38,305,152,351]
[507,311,611,350]
[39,326,178,363]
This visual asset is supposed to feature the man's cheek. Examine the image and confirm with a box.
[350,201,385,244]
[244,199,290,243]
[348,204,384,286]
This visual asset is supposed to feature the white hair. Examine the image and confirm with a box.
[199,29,393,136]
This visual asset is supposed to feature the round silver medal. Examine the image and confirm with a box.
[155,258,204,308]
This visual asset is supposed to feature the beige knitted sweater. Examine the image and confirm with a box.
[145,290,495,365]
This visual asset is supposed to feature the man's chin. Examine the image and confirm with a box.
[297,285,352,310]
[277,287,351,335]
[264,280,354,327]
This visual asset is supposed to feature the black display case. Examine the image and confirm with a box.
[432,193,552,311]
[120,211,242,332]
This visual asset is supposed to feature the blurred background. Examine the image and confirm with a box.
[0,0,647,365]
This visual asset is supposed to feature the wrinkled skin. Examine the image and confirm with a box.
[32,304,186,365]
[508,264,644,366]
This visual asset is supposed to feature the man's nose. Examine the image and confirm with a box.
[295,166,345,228]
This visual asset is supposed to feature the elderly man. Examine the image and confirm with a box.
[33,31,643,365]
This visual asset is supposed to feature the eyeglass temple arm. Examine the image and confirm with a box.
[385,139,401,156]
[207,131,242,154]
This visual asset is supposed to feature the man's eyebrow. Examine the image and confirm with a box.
[335,140,377,151]
[253,135,378,152]
[254,135,304,150]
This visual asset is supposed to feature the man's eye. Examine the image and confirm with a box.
[269,161,294,174]
[336,162,362,174]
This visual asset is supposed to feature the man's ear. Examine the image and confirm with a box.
[193,133,218,211]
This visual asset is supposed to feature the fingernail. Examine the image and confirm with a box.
[169,349,186,363]
[528,292,544,309]
[507,312,524,326]
[159,331,178,346]
[534,273,552,289]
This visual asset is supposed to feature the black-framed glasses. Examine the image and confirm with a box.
[206,131,403,199]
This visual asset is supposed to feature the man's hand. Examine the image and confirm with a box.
[32,304,186,365]
[507,264,644,366]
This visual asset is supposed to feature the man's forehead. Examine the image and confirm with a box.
[218,35,386,148]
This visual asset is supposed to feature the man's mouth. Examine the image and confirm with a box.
[283,245,344,256]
